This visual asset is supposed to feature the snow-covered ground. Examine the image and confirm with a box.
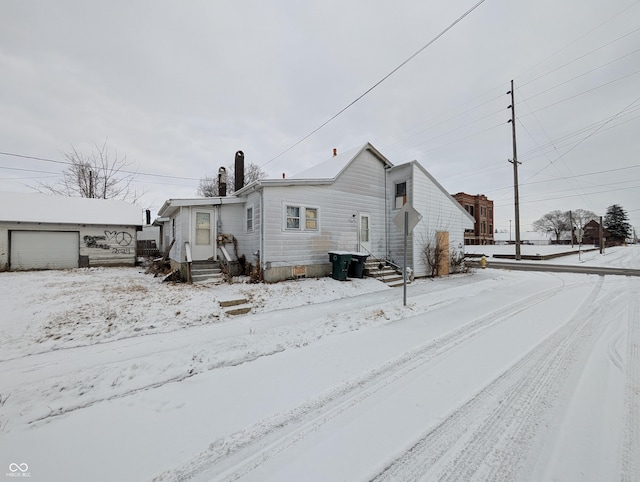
[1,246,639,481]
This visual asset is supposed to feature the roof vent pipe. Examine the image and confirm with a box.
[282,173,286,179]
[235,150,244,191]
[333,148,337,157]
[218,166,227,197]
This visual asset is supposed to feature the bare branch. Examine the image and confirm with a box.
[35,141,143,203]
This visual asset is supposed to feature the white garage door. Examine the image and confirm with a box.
[10,231,79,270]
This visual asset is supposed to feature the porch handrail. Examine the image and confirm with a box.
[357,246,403,275]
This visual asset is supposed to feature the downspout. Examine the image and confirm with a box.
[260,188,265,277]
[183,205,188,264]
[384,164,389,259]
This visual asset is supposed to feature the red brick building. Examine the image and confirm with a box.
[452,193,494,245]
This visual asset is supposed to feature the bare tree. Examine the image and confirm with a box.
[226,162,267,193]
[197,176,218,197]
[36,141,141,202]
[532,210,570,243]
[570,209,597,241]
[197,162,267,197]
[422,236,447,277]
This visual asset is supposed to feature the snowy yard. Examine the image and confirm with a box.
[1,246,639,481]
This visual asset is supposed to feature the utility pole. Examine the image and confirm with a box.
[569,210,574,248]
[507,80,521,260]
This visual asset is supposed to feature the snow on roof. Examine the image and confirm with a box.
[0,191,142,226]
[292,144,376,179]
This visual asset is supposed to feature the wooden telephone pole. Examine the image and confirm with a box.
[507,80,522,260]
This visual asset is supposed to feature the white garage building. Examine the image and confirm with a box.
[0,192,142,271]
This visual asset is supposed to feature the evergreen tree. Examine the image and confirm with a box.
[603,204,631,242]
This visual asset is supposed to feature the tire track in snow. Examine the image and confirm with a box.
[9,275,561,429]
[157,279,574,481]
[370,275,609,482]
[622,278,640,482]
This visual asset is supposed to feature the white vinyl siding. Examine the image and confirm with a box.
[387,162,473,277]
[10,231,79,270]
[262,149,388,269]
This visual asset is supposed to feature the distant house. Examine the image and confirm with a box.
[452,193,494,245]
[0,192,142,271]
[580,219,615,247]
[156,143,474,282]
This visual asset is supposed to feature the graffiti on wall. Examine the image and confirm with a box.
[84,231,133,254]
[104,230,133,246]
[84,235,110,250]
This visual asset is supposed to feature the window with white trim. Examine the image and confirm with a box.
[246,206,254,232]
[286,206,300,229]
[395,181,407,209]
[284,204,319,231]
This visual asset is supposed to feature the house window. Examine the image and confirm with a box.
[305,208,318,230]
[468,205,475,216]
[395,182,407,209]
[195,212,211,245]
[246,206,253,232]
[285,204,319,231]
[286,206,300,229]
[172,218,176,239]
[480,206,486,216]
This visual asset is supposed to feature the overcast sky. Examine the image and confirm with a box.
[2,0,639,233]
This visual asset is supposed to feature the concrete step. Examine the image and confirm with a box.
[363,261,411,288]
[225,304,252,316]
[191,261,223,283]
[219,298,252,316]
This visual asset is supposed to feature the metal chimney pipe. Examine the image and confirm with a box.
[235,150,244,191]
[218,166,227,197]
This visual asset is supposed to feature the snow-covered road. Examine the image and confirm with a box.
[1,246,639,481]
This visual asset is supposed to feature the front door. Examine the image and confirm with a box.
[192,209,214,260]
[358,212,371,254]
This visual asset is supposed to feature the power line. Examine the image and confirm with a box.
[0,151,202,181]
[520,26,640,89]
[516,0,640,83]
[260,0,488,168]
[520,93,640,183]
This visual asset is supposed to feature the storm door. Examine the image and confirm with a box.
[192,210,214,260]
[358,212,371,254]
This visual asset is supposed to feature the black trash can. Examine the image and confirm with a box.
[348,253,369,278]
[329,251,352,281]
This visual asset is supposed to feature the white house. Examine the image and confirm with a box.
[156,143,474,282]
[0,192,143,271]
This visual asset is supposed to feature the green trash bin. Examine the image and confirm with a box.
[348,253,369,278]
[329,251,352,281]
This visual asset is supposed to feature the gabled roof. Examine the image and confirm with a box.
[157,196,244,218]
[390,161,475,225]
[0,191,142,226]
[233,142,394,196]
[292,143,394,180]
